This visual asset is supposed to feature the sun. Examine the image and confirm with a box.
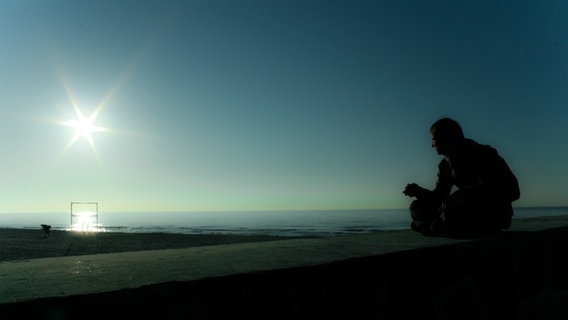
[65,108,104,148]
[60,103,111,157]
[55,79,113,156]
[52,67,124,157]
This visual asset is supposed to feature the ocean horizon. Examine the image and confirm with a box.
[1,207,567,237]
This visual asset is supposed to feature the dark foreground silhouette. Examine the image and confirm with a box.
[404,118,520,237]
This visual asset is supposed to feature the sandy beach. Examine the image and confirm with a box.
[0,228,309,262]
[2,215,568,262]
[1,215,568,319]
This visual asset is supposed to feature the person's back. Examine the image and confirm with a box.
[440,138,520,233]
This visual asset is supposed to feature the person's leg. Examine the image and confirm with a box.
[442,189,509,235]
[499,205,513,229]
[409,200,441,233]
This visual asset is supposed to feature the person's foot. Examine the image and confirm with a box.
[411,221,439,236]
[430,220,449,236]
[410,221,421,233]
[430,220,468,238]
[411,221,430,233]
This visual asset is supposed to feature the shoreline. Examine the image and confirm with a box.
[2,214,568,262]
[0,228,315,262]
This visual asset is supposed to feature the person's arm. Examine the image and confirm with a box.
[403,183,427,198]
[430,159,453,202]
[404,160,453,203]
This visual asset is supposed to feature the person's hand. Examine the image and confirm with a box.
[403,183,422,198]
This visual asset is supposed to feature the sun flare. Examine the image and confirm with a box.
[58,82,113,157]
[65,108,104,148]
[53,68,124,157]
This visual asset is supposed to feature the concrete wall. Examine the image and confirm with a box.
[2,227,568,320]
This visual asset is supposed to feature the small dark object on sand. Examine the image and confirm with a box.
[41,224,51,237]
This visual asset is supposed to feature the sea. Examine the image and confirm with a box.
[0,207,567,237]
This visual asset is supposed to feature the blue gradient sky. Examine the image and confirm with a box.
[0,0,567,212]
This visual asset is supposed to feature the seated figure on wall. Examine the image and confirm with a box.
[403,118,520,237]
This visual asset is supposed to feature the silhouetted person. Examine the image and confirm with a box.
[404,118,520,236]
[41,224,51,238]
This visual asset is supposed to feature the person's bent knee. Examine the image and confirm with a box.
[410,200,439,222]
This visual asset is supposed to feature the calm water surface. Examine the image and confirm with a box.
[0,207,566,237]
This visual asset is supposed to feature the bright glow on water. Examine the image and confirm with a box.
[69,211,106,232]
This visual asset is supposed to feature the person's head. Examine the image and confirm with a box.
[430,118,464,155]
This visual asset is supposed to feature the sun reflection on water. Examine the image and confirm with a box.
[69,211,106,232]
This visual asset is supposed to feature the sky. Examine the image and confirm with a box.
[0,0,567,213]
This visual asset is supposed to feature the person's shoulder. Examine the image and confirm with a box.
[465,139,501,162]
[465,139,497,153]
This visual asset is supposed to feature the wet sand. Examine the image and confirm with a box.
[0,228,310,262]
